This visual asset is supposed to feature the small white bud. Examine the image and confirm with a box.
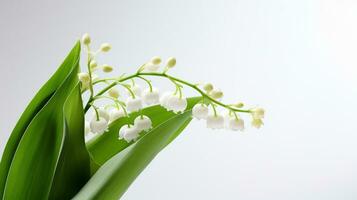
[166,95,187,113]
[234,102,244,108]
[109,108,125,122]
[144,63,160,72]
[82,33,91,45]
[142,87,160,105]
[85,121,91,135]
[90,117,108,134]
[192,104,209,120]
[203,83,213,92]
[126,97,143,112]
[131,85,143,97]
[227,117,245,131]
[78,73,90,83]
[108,88,120,98]
[166,57,176,68]
[102,64,113,73]
[94,108,110,122]
[206,114,225,129]
[123,126,140,142]
[210,89,224,99]
[251,108,265,119]
[89,60,98,69]
[151,56,162,65]
[251,118,264,129]
[134,115,152,132]
[100,43,112,52]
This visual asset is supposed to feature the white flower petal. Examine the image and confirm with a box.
[192,104,209,120]
[109,108,126,122]
[90,117,108,134]
[143,87,160,105]
[206,114,225,129]
[134,115,152,132]
[126,97,143,112]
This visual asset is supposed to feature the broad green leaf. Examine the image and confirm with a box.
[49,85,91,199]
[86,97,201,167]
[2,42,91,199]
[0,41,82,198]
[74,109,194,200]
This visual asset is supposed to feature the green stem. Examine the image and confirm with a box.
[84,72,251,114]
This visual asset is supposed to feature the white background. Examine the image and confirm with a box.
[1,0,357,199]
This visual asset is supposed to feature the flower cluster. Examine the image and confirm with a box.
[81,33,264,143]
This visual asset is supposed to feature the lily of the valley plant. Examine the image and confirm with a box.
[0,34,264,199]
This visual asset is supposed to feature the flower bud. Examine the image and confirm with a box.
[251,118,263,129]
[206,114,225,129]
[143,87,160,105]
[82,33,91,45]
[102,65,113,73]
[89,60,98,69]
[203,83,213,92]
[78,73,90,83]
[151,56,162,65]
[166,57,176,68]
[134,115,152,132]
[144,63,160,72]
[192,104,209,120]
[210,89,224,99]
[126,97,143,112]
[90,117,108,134]
[234,102,244,108]
[100,43,112,52]
[108,88,120,98]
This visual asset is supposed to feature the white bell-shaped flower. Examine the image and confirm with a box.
[159,92,172,109]
[251,118,264,129]
[227,117,245,131]
[109,108,126,122]
[85,121,91,135]
[143,87,160,105]
[166,95,187,113]
[251,108,265,119]
[90,117,108,134]
[134,115,152,132]
[126,97,143,112]
[123,126,140,142]
[131,84,143,97]
[118,124,129,139]
[94,108,110,122]
[206,114,225,129]
[192,104,209,120]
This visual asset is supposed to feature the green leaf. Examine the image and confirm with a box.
[0,42,82,198]
[86,97,200,167]
[49,84,91,199]
[73,109,194,200]
[1,42,91,199]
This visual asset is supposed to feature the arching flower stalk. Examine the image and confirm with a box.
[80,33,265,142]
